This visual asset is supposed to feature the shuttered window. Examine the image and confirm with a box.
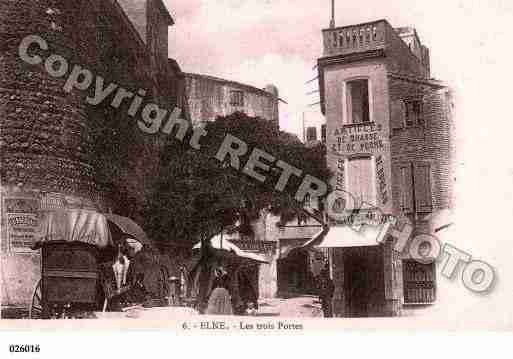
[413,163,433,213]
[398,162,433,215]
[391,98,424,129]
[230,90,244,107]
[403,260,436,304]
[347,157,376,205]
[405,100,423,127]
[390,100,406,130]
[399,164,414,213]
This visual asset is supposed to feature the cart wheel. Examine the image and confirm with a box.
[29,279,43,319]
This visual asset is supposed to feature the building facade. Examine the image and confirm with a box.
[317,20,454,316]
[184,73,280,127]
[179,73,282,298]
[0,0,185,313]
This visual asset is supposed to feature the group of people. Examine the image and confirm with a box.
[205,264,335,318]
[100,238,168,310]
[100,241,335,318]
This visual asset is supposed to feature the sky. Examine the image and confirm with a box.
[163,0,512,138]
[159,1,513,329]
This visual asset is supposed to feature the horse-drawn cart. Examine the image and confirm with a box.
[28,209,163,319]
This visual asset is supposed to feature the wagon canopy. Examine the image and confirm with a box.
[35,209,113,249]
[34,210,151,249]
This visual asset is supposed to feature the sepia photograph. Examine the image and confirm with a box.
[1,1,512,351]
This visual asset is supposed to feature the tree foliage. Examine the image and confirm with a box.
[143,112,331,244]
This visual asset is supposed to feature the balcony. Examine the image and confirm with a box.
[322,20,387,57]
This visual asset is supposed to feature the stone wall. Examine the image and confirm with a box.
[0,0,183,308]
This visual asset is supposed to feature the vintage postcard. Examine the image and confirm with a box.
[0,0,512,345]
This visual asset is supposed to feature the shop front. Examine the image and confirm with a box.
[304,225,403,317]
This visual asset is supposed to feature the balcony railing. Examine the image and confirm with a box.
[322,20,387,57]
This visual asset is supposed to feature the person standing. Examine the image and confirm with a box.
[318,266,335,318]
[205,270,233,315]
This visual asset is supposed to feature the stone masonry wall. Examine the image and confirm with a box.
[0,0,182,307]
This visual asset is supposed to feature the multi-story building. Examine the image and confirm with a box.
[0,0,184,315]
[315,19,454,317]
[184,73,280,127]
[179,73,282,298]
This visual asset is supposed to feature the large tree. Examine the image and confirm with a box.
[144,112,331,245]
[143,112,331,310]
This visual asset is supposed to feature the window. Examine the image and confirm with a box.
[321,124,327,143]
[346,157,376,205]
[346,79,370,124]
[306,127,317,142]
[229,90,244,107]
[413,163,432,213]
[405,100,424,127]
[403,260,436,304]
[398,162,433,214]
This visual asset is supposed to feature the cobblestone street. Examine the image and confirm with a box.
[257,295,323,318]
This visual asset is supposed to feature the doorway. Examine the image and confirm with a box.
[343,246,385,317]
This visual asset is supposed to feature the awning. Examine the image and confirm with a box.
[303,224,387,248]
[280,228,325,258]
[193,234,269,264]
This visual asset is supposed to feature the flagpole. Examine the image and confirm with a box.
[330,0,335,28]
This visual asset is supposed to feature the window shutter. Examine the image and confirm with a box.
[399,164,414,213]
[422,92,444,128]
[413,163,433,213]
[347,157,375,205]
[390,100,406,130]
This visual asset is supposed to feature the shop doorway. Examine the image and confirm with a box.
[277,250,314,296]
[343,246,385,317]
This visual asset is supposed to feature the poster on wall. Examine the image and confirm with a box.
[4,198,40,253]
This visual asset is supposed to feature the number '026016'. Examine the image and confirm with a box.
[9,345,40,353]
